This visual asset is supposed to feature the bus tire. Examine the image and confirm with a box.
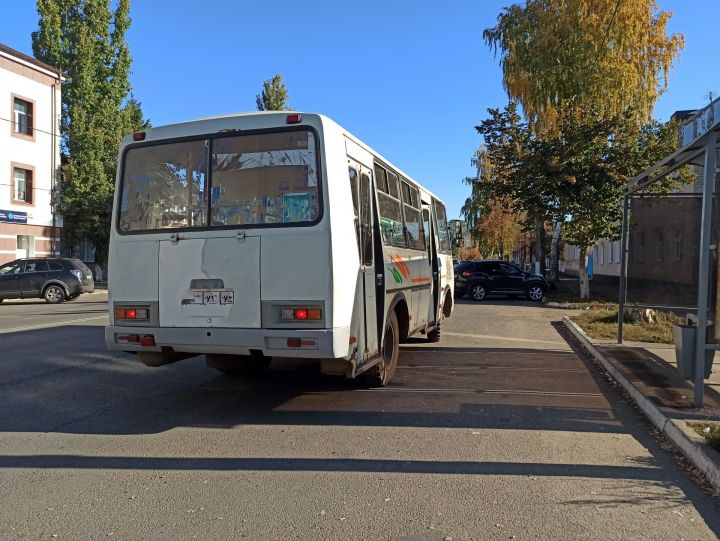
[364,310,400,386]
[206,353,271,376]
[427,320,441,342]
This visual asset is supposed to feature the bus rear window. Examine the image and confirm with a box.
[118,130,320,232]
[119,140,208,231]
[211,131,319,226]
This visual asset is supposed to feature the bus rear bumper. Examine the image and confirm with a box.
[105,325,352,359]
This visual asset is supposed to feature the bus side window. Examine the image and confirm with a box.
[360,170,373,266]
[433,199,451,254]
[401,181,425,251]
[374,165,387,193]
[423,208,432,257]
[375,163,405,247]
[348,166,360,258]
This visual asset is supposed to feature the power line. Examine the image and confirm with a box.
[0,116,61,139]
[0,183,53,192]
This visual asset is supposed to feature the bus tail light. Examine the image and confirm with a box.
[287,338,316,348]
[281,307,322,321]
[133,131,146,141]
[286,113,302,124]
[140,335,156,347]
[115,307,149,320]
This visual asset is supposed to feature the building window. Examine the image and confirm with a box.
[672,228,682,261]
[598,243,604,265]
[655,229,664,262]
[12,96,34,138]
[612,240,621,264]
[636,232,645,263]
[11,165,33,205]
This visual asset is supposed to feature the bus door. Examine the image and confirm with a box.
[349,160,380,358]
[423,204,440,324]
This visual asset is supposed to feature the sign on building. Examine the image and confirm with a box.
[0,209,28,224]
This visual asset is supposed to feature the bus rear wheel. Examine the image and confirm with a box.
[206,353,271,376]
[364,311,399,386]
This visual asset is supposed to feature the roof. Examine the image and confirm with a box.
[0,42,63,78]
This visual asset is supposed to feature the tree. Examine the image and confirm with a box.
[535,114,693,297]
[482,0,686,297]
[256,74,290,111]
[484,0,684,131]
[465,103,689,297]
[464,103,558,271]
[32,0,149,266]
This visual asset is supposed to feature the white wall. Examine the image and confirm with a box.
[0,53,61,228]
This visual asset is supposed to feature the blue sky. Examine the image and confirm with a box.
[2,1,718,219]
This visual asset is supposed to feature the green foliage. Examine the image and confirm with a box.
[462,103,557,258]
[464,103,691,294]
[480,1,686,297]
[484,0,684,132]
[32,0,149,265]
[256,74,290,111]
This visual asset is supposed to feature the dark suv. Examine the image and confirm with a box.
[0,257,95,304]
[454,260,548,302]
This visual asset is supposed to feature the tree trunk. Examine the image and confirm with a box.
[548,222,562,281]
[578,246,592,299]
[534,217,546,275]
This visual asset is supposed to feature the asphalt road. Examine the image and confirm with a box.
[1,292,719,540]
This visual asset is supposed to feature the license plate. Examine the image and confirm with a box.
[192,290,234,305]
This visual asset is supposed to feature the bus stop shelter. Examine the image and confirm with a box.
[619,98,720,408]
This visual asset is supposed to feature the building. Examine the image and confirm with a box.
[0,43,63,265]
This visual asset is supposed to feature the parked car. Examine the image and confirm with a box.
[454,260,548,302]
[0,257,95,304]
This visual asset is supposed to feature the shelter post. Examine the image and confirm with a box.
[618,195,630,343]
[694,133,717,408]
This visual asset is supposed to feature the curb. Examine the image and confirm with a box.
[562,316,720,493]
[545,301,590,310]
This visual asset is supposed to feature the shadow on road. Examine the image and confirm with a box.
[2,323,720,533]
[0,325,635,437]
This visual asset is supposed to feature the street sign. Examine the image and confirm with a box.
[0,209,28,224]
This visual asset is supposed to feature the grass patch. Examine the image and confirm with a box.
[571,308,684,344]
[688,422,720,452]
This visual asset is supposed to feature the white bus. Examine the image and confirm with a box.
[105,112,454,385]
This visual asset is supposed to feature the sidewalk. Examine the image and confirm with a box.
[563,317,720,492]
[593,340,720,420]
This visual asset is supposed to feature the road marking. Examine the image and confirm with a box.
[0,315,108,334]
[358,388,603,398]
[443,331,564,346]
